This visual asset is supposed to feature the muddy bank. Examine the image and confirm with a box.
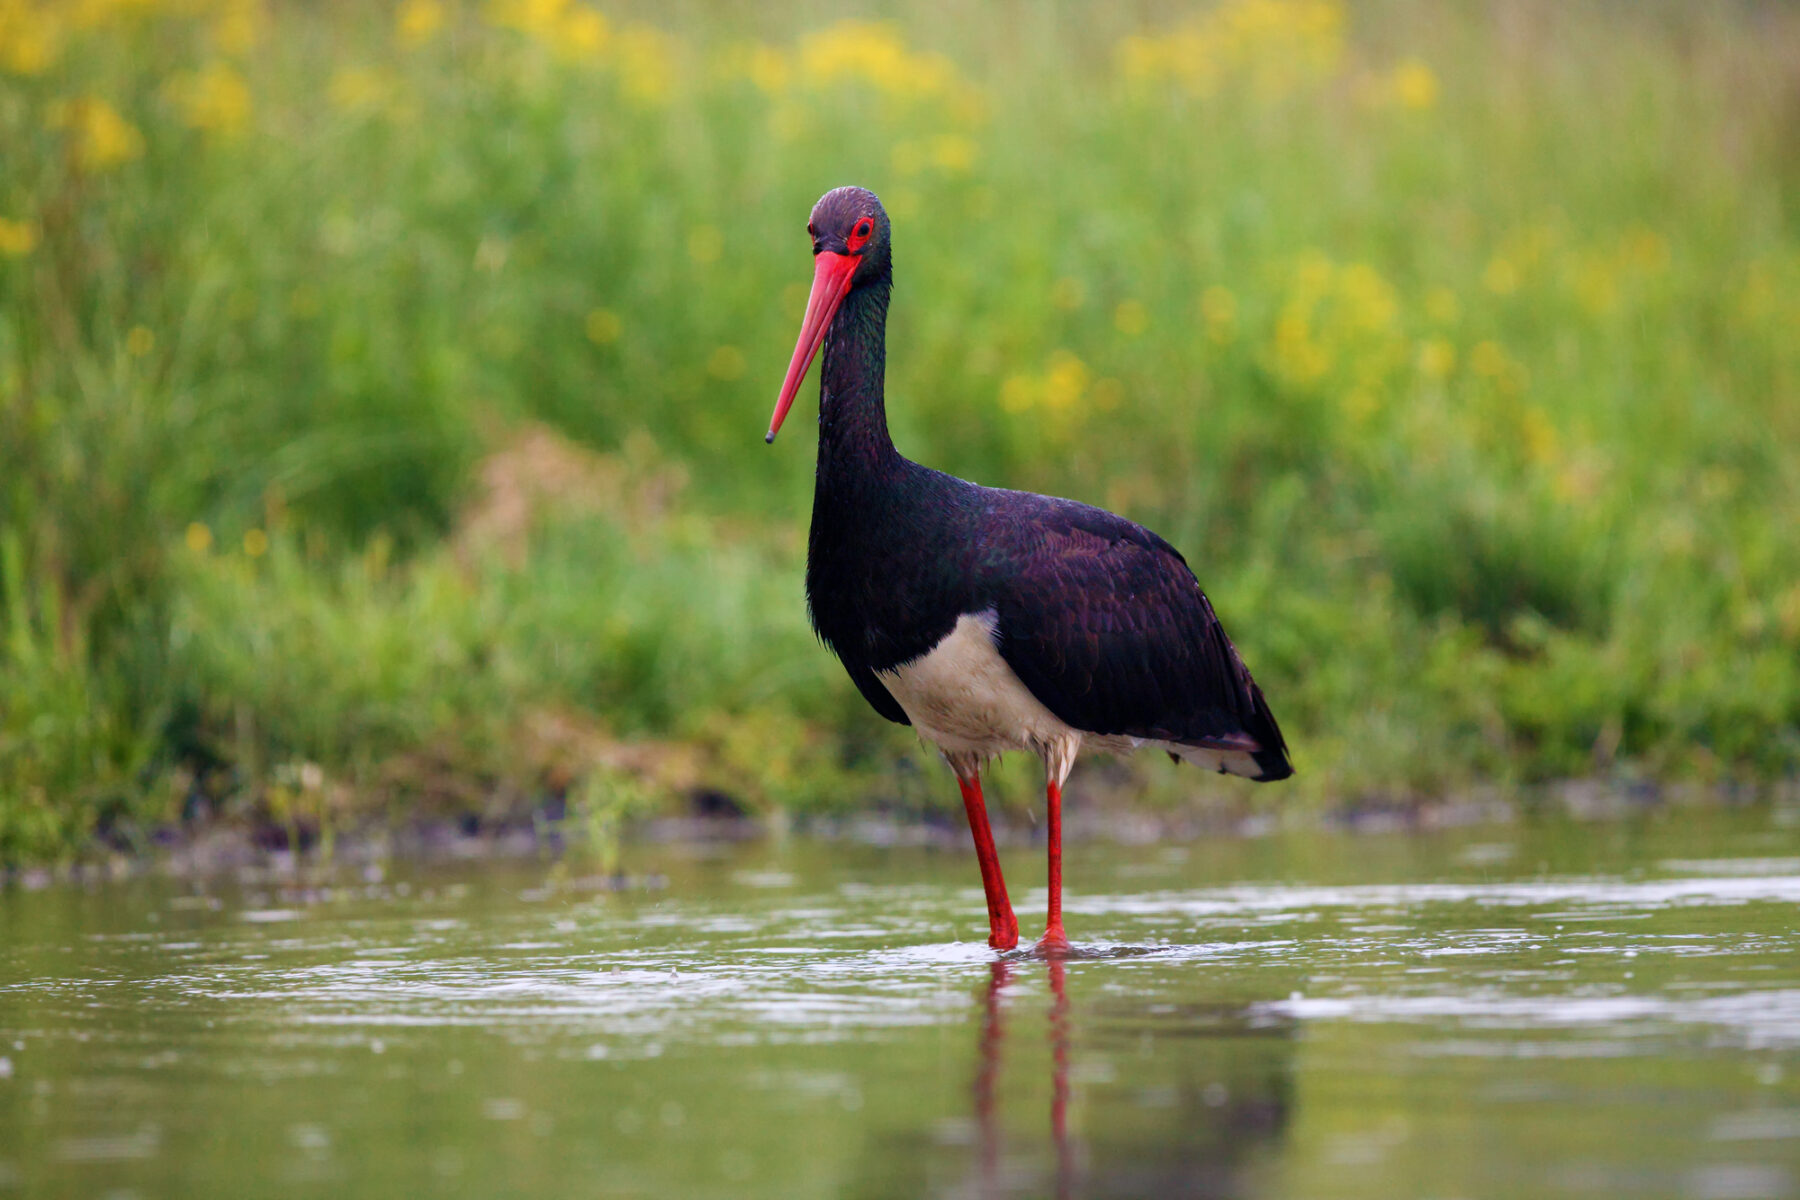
[7,776,1792,889]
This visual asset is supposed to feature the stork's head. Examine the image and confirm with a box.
[767,186,890,443]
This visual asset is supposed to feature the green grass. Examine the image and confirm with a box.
[2,0,1797,861]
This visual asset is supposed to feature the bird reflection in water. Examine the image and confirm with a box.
[966,955,1293,1200]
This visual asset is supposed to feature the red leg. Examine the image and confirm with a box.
[957,772,1018,951]
[1039,779,1071,955]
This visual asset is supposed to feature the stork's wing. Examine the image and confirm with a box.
[984,500,1291,780]
[846,660,911,726]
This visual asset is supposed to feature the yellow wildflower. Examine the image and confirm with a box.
[562,6,607,58]
[1050,277,1085,311]
[185,522,213,554]
[1519,406,1558,466]
[166,63,252,136]
[1469,340,1529,395]
[585,308,622,345]
[126,326,155,356]
[1341,385,1379,423]
[1469,340,1508,378]
[484,0,606,57]
[397,0,445,47]
[1113,299,1149,337]
[686,224,723,265]
[485,0,567,38]
[1116,0,1343,101]
[67,0,161,28]
[999,373,1036,414]
[1737,262,1774,325]
[1572,254,1617,317]
[1339,263,1397,332]
[1042,351,1090,411]
[1262,252,1406,392]
[47,97,144,171]
[328,67,394,112]
[1389,59,1438,110]
[707,345,745,380]
[1271,310,1330,385]
[210,0,264,55]
[930,134,977,173]
[746,44,790,95]
[1775,584,1800,643]
[616,23,675,104]
[1416,337,1456,380]
[0,216,38,257]
[1424,286,1460,325]
[798,21,962,103]
[1483,256,1518,295]
[1293,249,1334,297]
[1,1,61,74]
[1200,285,1237,343]
[1619,225,1669,272]
[995,351,1095,421]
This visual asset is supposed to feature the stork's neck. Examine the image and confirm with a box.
[816,274,898,481]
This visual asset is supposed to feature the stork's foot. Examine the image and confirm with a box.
[988,913,1020,951]
[1035,923,1071,958]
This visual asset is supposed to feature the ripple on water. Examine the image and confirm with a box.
[15,855,1800,1066]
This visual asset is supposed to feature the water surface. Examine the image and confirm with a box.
[3,809,1799,1198]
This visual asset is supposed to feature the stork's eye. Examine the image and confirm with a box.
[847,217,875,252]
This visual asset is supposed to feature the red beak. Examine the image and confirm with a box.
[767,250,860,443]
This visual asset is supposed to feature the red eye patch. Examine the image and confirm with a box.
[847,217,874,252]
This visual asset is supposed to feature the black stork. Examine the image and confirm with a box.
[767,186,1292,954]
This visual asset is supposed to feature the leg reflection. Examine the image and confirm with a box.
[966,957,1293,1199]
[1049,957,1074,1200]
[973,958,1080,1199]
[975,960,1012,1193]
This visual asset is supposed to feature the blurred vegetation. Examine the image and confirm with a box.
[1,0,1797,862]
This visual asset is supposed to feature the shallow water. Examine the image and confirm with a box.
[3,809,1799,1198]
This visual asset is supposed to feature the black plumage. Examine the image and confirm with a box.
[788,186,1291,783]
[768,187,1290,952]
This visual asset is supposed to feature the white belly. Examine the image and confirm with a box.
[873,608,1264,781]
[875,610,1082,780]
